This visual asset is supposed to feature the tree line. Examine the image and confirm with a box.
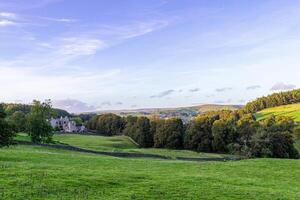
[243,89,300,113]
[0,100,56,146]
[87,110,299,159]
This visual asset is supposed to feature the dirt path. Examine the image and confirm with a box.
[17,141,242,162]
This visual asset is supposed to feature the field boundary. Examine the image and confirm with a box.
[16,141,242,162]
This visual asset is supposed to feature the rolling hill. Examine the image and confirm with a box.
[99,104,242,122]
[256,103,300,123]
[1,133,299,199]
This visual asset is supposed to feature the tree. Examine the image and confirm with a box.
[93,113,124,136]
[0,104,14,147]
[154,118,184,149]
[123,116,153,147]
[184,116,215,152]
[27,100,53,143]
[212,118,237,153]
[72,117,83,126]
[9,111,27,133]
[248,116,299,158]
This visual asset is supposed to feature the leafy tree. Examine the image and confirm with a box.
[248,116,299,158]
[243,89,300,113]
[123,116,153,147]
[27,100,53,143]
[154,118,184,149]
[9,111,27,133]
[91,113,124,136]
[184,115,215,152]
[72,117,83,126]
[0,104,14,147]
[212,118,237,153]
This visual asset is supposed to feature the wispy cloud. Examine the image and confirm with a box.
[215,87,232,92]
[270,82,296,91]
[0,19,16,26]
[246,85,261,90]
[101,101,112,106]
[150,89,175,98]
[0,12,17,19]
[51,37,105,56]
[189,88,200,92]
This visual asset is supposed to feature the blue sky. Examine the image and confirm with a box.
[0,0,299,113]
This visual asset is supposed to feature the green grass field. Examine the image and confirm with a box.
[1,145,300,200]
[256,103,300,122]
[52,134,229,159]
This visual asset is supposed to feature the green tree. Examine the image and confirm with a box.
[0,104,14,147]
[212,118,237,153]
[184,115,215,152]
[27,100,53,143]
[123,116,153,147]
[154,118,184,149]
[93,113,124,136]
[9,111,27,133]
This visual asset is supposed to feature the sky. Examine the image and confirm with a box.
[0,0,300,113]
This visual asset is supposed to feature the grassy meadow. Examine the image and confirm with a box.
[256,103,300,122]
[52,134,229,159]
[0,144,300,200]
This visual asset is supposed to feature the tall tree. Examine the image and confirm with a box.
[9,111,27,133]
[0,104,14,147]
[27,100,53,143]
[154,118,184,149]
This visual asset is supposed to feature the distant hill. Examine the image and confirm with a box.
[98,104,242,122]
[256,103,300,123]
[2,103,70,117]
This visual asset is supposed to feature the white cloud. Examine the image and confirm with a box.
[0,12,17,19]
[150,90,175,98]
[270,82,296,91]
[52,99,96,113]
[56,37,105,56]
[0,19,16,26]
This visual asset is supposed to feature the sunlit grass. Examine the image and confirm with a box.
[256,103,300,122]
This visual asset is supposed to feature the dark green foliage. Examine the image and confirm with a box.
[243,89,300,113]
[74,113,96,124]
[88,113,124,136]
[8,111,27,133]
[123,116,153,147]
[0,104,14,147]
[154,118,184,149]
[249,130,299,159]
[212,118,238,153]
[3,103,70,117]
[184,116,215,152]
[27,100,54,143]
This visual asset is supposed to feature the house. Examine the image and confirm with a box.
[50,117,86,133]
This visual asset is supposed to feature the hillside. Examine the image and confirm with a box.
[100,104,242,122]
[1,144,300,199]
[256,103,300,123]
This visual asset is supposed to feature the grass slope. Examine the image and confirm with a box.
[52,134,230,159]
[0,145,300,200]
[256,103,300,122]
